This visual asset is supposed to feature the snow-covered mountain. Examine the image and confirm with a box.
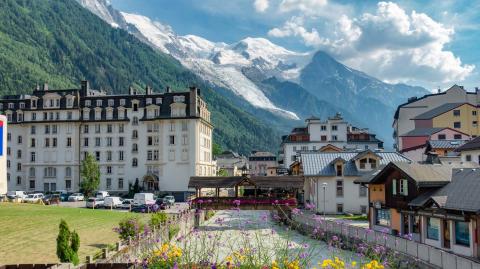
[76,0,429,147]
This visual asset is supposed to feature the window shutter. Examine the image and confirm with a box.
[392,179,397,195]
[403,179,408,196]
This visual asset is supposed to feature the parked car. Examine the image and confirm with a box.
[133,193,155,206]
[52,191,69,201]
[6,191,27,200]
[103,196,123,208]
[68,193,85,201]
[96,191,110,199]
[155,198,168,210]
[118,199,134,209]
[163,195,175,206]
[131,204,160,213]
[43,194,61,205]
[86,197,104,208]
[24,193,44,203]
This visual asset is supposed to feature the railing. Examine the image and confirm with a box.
[192,197,297,206]
[287,211,479,269]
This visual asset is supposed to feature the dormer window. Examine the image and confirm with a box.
[336,164,343,176]
[173,95,185,103]
[31,100,37,109]
[56,99,60,107]
[96,100,102,107]
[146,98,152,105]
[108,99,114,107]
[156,98,162,104]
[360,159,367,169]
[8,103,14,109]
[19,103,25,109]
[85,100,91,107]
[95,108,102,120]
[17,113,23,122]
[120,99,126,106]
[66,98,73,108]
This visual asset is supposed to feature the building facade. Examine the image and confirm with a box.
[281,114,383,169]
[0,115,7,194]
[301,150,410,215]
[0,81,214,200]
[215,150,248,176]
[393,85,479,151]
[248,151,277,176]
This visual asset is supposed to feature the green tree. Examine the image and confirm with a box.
[212,143,223,157]
[79,152,100,197]
[56,220,80,265]
[217,168,229,177]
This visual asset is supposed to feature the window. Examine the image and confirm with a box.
[360,206,367,214]
[95,151,100,161]
[17,150,22,159]
[132,143,138,153]
[182,121,188,131]
[133,103,138,112]
[120,99,126,106]
[147,150,153,161]
[169,135,175,145]
[16,176,22,185]
[84,125,89,134]
[376,209,391,226]
[466,155,472,162]
[65,180,72,190]
[336,180,343,197]
[474,121,478,127]
[44,167,57,178]
[45,138,50,148]
[106,178,112,189]
[370,158,377,169]
[119,137,124,146]
[360,158,367,169]
[438,134,446,140]
[336,204,343,214]
[331,125,338,131]
[106,137,112,147]
[67,112,72,120]
[336,164,342,176]
[52,138,57,148]
[67,137,72,147]
[29,180,35,189]
[331,135,338,141]
[399,179,408,196]
[359,185,367,197]
[31,126,36,135]
[119,151,124,161]
[107,124,113,133]
[107,166,112,174]
[107,151,112,161]
[148,136,153,146]
[32,113,36,120]
[454,134,462,139]
[455,221,470,246]
[473,110,477,116]
[132,130,138,139]
[454,122,461,128]
[84,138,89,147]
[118,178,124,189]
[321,135,327,141]
[321,125,326,131]
[30,152,36,162]
[132,158,138,167]
[96,100,102,107]
[95,124,101,133]
[453,110,461,116]
[95,137,101,147]
[119,124,124,133]
[17,136,22,144]
[65,167,72,178]
[427,217,440,240]
[29,167,35,177]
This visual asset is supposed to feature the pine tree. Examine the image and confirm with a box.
[56,220,80,265]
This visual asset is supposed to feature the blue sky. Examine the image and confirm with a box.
[111,0,479,91]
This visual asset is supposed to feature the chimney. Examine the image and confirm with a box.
[43,82,49,91]
[166,86,171,93]
[129,86,137,95]
[146,85,152,95]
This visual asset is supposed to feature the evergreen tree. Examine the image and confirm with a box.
[80,153,100,197]
[56,220,80,265]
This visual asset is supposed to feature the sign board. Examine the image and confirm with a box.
[0,120,3,156]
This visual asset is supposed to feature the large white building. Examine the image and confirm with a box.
[0,115,7,194]
[0,81,214,201]
[280,113,384,169]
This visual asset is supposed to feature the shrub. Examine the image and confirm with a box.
[205,210,215,220]
[56,219,80,265]
[168,225,180,240]
[150,212,168,229]
[116,217,145,241]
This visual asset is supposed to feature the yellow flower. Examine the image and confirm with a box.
[351,261,357,267]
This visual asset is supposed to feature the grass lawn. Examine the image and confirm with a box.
[0,203,148,264]
[335,215,368,221]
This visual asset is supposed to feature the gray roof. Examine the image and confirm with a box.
[455,136,480,152]
[401,128,445,137]
[413,103,466,120]
[427,140,467,149]
[384,162,454,184]
[301,151,410,177]
[409,169,480,212]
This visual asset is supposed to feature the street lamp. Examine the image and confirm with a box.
[322,182,327,220]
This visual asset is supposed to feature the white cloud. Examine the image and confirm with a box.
[253,0,269,12]
[278,0,328,15]
[269,1,474,85]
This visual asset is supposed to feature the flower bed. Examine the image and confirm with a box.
[191,197,297,206]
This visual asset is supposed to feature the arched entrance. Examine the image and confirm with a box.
[142,174,159,192]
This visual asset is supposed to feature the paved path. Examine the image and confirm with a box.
[295,210,369,228]
[178,210,358,267]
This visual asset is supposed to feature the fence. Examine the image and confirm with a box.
[289,212,480,269]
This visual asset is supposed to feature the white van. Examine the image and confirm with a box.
[24,193,44,203]
[95,191,110,199]
[6,191,27,200]
[104,196,123,208]
[133,193,155,206]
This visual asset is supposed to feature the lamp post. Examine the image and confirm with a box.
[322,182,327,220]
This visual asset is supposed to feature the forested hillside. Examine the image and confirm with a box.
[0,0,280,154]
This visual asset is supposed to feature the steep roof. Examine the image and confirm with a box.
[400,128,445,137]
[409,169,480,212]
[455,136,480,152]
[301,151,410,177]
[367,162,454,186]
[427,140,467,149]
[412,103,470,120]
